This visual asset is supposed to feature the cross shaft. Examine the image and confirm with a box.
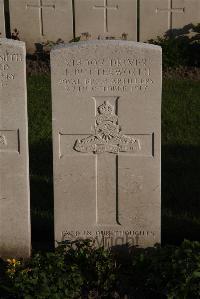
[61,97,143,226]
[156,0,185,29]
[26,0,55,36]
[93,0,118,33]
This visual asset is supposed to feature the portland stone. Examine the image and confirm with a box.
[75,0,137,41]
[0,39,31,258]
[140,0,200,41]
[9,0,73,53]
[51,40,162,249]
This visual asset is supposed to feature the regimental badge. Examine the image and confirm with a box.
[74,101,141,154]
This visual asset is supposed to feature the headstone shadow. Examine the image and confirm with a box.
[162,144,200,245]
[29,139,54,251]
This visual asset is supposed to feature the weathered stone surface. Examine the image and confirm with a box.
[140,0,200,41]
[0,0,5,37]
[75,0,137,41]
[51,40,162,249]
[9,0,73,53]
[0,39,31,258]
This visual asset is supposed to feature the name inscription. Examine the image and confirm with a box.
[59,57,154,93]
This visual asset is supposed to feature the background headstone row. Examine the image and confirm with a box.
[0,0,200,52]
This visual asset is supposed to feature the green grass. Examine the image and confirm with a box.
[27,76,53,250]
[162,79,200,244]
[27,75,200,250]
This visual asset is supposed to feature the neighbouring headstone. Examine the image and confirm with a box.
[75,0,137,41]
[51,40,162,249]
[0,0,5,37]
[140,0,200,41]
[9,0,73,53]
[0,39,31,258]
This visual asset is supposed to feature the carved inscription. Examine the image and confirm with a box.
[61,229,156,247]
[59,57,154,93]
[74,101,140,154]
[0,130,20,153]
[0,134,7,145]
[0,51,23,88]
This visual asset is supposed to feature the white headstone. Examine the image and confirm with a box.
[9,0,73,53]
[51,40,162,249]
[0,39,31,258]
[0,0,5,37]
[140,0,200,41]
[75,0,137,41]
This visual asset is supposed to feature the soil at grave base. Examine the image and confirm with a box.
[26,57,200,81]
[26,57,50,76]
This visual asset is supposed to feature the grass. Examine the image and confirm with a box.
[27,76,53,250]
[162,79,200,244]
[27,75,200,250]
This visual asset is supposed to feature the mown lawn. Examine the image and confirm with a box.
[27,76,200,250]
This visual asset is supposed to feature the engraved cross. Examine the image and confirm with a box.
[59,97,154,227]
[93,0,119,33]
[26,0,56,36]
[156,0,185,30]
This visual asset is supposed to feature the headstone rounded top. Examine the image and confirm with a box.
[0,38,25,49]
[51,40,162,54]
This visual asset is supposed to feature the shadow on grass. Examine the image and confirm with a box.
[29,141,200,250]
[162,144,200,245]
[29,140,54,252]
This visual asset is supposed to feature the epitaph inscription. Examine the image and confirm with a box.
[61,229,156,248]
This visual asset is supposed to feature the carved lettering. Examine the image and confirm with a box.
[0,130,20,153]
[59,57,154,93]
[0,135,7,145]
[61,229,156,247]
